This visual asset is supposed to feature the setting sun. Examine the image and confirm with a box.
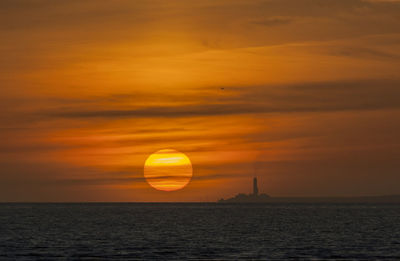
[144,149,193,192]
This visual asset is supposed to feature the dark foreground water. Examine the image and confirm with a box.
[0,203,399,260]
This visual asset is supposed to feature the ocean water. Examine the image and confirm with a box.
[0,203,399,260]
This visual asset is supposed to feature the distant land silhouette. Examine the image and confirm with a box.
[218,177,400,203]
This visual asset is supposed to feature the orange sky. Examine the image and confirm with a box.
[1,0,400,201]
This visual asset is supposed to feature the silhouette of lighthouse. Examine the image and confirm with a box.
[253,177,258,196]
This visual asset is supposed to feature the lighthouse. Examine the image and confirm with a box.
[253,177,258,196]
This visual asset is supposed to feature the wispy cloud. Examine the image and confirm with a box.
[252,17,294,27]
[41,79,400,119]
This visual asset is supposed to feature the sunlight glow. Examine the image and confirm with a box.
[144,149,193,191]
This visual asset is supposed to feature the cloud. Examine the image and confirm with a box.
[57,173,239,187]
[0,159,243,190]
[329,46,400,60]
[41,79,400,119]
[252,17,294,27]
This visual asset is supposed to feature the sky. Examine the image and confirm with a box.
[1,0,400,202]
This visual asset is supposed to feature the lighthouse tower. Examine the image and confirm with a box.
[253,177,259,196]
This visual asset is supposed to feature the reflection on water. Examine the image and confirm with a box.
[0,203,399,260]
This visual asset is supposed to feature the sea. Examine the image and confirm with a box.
[0,203,399,260]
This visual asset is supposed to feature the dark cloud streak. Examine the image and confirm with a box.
[42,79,400,119]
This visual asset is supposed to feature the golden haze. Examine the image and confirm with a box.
[0,0,400,201]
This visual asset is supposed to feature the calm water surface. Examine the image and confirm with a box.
[0,203,399,260]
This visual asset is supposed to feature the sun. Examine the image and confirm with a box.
[144,149,193,191]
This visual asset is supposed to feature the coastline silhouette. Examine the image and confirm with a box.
[218,177,271,203]
[218,178,400,203]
